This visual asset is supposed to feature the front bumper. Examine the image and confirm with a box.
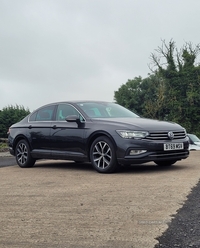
[114,135,190,165]
[117,149,189,164]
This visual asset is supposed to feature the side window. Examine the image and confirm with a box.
[56,104,79,121]
[29,112,37,121]
[29,105,55,122]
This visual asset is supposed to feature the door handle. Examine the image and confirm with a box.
[52,125,57,129]
[28,125,32,129]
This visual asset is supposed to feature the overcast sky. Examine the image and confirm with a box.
[0,0,200,111]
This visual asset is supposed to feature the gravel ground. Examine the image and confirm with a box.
[0,151,11,157]
[155,179,200,248]
[1,151,200,247]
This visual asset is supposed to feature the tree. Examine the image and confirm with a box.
[0,105,30,138]
[114,40,200,136]
[150,40,200,134]
[114,74,167,119]
[114,76,144,115]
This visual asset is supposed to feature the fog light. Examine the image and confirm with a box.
[130,150,147,155]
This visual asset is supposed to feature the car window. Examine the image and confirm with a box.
[78,102,139,118]
[56,104,80,121]
[29,105,55,121]
[188,134,200,143]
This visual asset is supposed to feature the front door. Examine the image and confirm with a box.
[50,103,87,161]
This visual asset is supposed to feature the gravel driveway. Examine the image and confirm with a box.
[0,152,200,248]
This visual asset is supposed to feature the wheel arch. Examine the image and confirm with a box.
[13,135,31,154]
[86,131,117,161]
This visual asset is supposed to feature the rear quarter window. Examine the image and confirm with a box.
[29,105,55,121]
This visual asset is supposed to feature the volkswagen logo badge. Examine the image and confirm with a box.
[168,131,174,140]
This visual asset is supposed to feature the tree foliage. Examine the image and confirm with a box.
[114,40,200,136]
[0,105,30,138]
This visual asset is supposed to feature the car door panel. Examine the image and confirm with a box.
[28,105,56,157]
[50,103,87,160]
[50,121,87,160]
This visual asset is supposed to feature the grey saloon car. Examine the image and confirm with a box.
[8,101,189,173]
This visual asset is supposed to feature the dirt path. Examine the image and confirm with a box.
[0,152,200,248]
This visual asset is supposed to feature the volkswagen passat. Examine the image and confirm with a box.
[8,101,189,173]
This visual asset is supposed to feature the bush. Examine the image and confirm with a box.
[0,105,30,138]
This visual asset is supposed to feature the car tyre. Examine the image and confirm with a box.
[155,160,177,166]
[15,139,36,168]
[90,136,119,173]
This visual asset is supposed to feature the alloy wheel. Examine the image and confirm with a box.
[15,139,35,168]
[17,142,28,165]
[92,141,112,169]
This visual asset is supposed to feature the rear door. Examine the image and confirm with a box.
[28,104,56,157]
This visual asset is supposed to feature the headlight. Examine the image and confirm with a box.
[116,130,149,139]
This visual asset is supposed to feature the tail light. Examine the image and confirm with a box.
[7,128,11,135]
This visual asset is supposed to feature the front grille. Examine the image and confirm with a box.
[146,130,186,140]
[149,151,189,158]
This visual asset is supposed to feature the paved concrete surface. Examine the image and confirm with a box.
[0,152,200,248]
[0,153,15,167]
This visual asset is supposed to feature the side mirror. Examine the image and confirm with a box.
[66,115,80,124]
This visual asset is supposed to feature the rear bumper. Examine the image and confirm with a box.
[9,147,15,156]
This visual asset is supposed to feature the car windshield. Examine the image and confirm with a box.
[77,102,139,118]
[188,134,200,143]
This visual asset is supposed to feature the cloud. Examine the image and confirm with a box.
[0,0,200,111]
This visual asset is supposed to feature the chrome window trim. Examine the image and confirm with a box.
[55,103,86,123]
[28,103,86,123]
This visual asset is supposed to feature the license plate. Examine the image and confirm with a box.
[164,143,183,151]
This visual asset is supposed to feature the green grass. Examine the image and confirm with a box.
[0,142,9,152]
